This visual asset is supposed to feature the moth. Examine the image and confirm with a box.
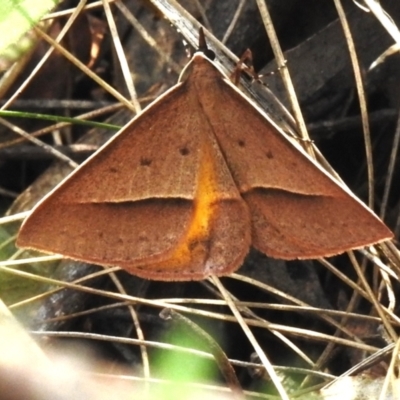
[17,29,392,281]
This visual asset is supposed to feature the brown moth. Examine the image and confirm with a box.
[17,30,393,281]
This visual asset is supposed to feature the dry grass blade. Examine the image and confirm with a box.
[255,0,314,158]
[334,0,375,209]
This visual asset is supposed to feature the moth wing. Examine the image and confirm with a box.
[18,79,250,279]
[202,70,392,259]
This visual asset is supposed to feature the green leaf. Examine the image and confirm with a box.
[0,0,60,55]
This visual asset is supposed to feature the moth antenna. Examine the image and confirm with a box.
[198,27,215,60]
[231,48,287,86]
